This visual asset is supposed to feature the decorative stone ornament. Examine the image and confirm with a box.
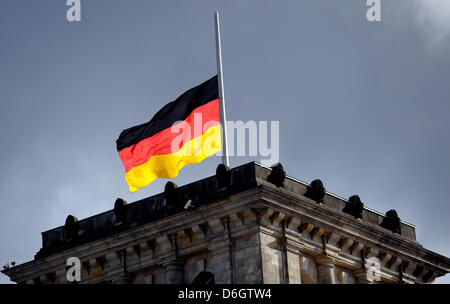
[216,164,231,189]
[164,181,179,210]
[64,215,79,241]
[342,195,364,219]
[114,198,128,223]
[267,163,286,187]
[380,209,401,234]
[304,179,326,203]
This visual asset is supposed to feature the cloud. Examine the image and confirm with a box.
[409,0,450,48]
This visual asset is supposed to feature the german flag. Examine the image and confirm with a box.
[116,76,221,192]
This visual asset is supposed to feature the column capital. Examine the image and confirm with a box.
[353,269,374,284]
[314,255,336,284]
[163,259,185,284]
[111,274,134,284]
[314,255,336,267]
[163,259,184,268]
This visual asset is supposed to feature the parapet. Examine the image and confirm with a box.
[37,162,416,259]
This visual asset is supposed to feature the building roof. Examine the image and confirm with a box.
[35,162,417,259]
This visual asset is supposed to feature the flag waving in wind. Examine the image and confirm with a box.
[116,76,222,192]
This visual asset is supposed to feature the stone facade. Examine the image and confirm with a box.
[2,162,449,284]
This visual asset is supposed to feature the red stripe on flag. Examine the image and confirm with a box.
[119,99,220,172]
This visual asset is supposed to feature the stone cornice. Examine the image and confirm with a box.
[257,185,450,273]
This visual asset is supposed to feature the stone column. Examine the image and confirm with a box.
[209,244,234,284]
[315,255,336,284]
[286,249,302,284]
[353,269,372,284]
[164,260,185,284]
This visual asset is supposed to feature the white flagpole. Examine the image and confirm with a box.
[214,11,229,167]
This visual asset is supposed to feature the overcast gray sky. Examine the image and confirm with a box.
[1,0,449,283]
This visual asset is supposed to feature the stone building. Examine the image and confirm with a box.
[2,162,450,284]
